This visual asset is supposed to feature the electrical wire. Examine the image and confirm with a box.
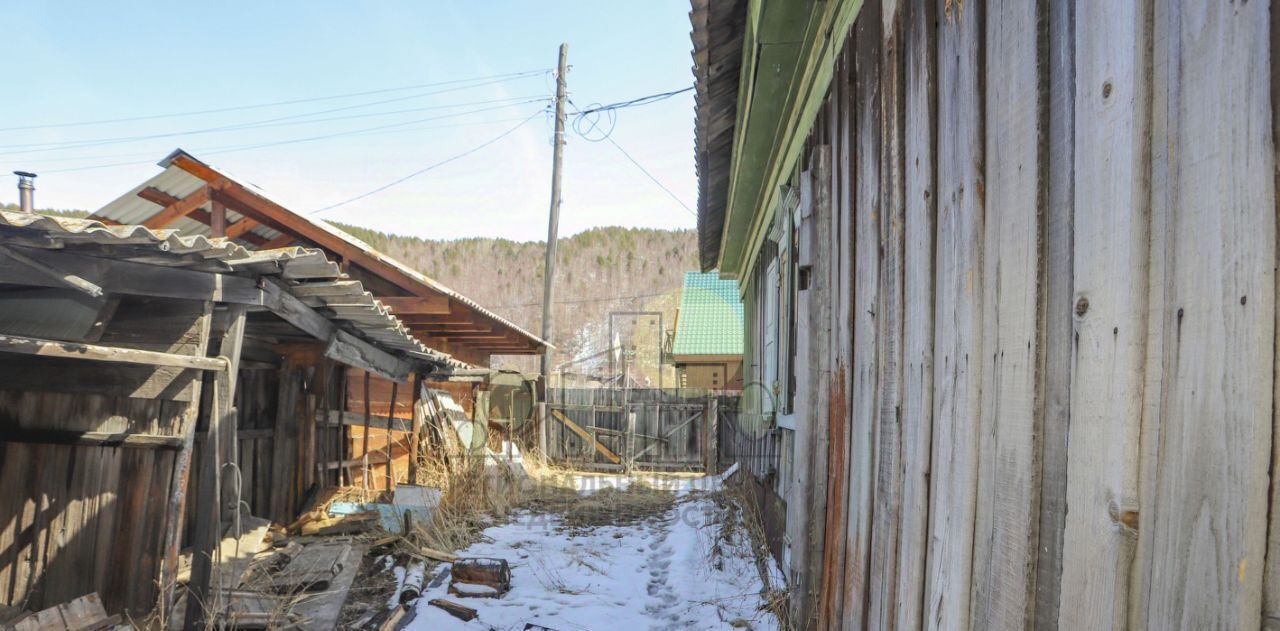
[603,136,696,216]
[487,290,673,310]
[309,108,546,215]
[0,69,548,133]
[0,76,547,155]
[569,87,692,142]
[38,107,548,174]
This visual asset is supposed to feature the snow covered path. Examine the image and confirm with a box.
[407,494,782,631]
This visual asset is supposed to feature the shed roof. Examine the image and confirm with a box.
[0,210,466,371]
[90,150,549,362]
[671,271,743,356]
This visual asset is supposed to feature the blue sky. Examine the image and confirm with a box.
[0,1,697,240]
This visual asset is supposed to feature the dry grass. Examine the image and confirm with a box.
[720,482,791,630]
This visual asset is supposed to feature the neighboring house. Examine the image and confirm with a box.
[670,271,743,390]
[694,0,1279,629]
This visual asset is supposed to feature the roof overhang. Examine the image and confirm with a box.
[691,0,863,284]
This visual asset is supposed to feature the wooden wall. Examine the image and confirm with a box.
[755,0,1280,628]
[0,297,210,616]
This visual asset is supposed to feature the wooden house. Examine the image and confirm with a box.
[694,0,1280,628]
[670,271,743,390]
[0,210,453,620]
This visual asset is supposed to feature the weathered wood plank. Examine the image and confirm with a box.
[0,333,226,371]
[1032,0,1075,628]
[969,0,1047,626]
[840,5,883,626]
[894,0,937,627]
[868,0,905,626]
[1140,1,1275,628]
[1056,0,1149,628]
[922,0,985,628]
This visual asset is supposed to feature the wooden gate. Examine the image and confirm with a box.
[545,388,736,472]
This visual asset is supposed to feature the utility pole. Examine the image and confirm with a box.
[539,43,568,454]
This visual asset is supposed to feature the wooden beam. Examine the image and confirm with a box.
[260,233,296,249]
[142,185,211,229]
[0,333,226,370]
[317,409,412,433]
[378,296,451,315]
[0,243,104,297]
[550,409,621,464]
[137,187,268,245]
[0,427,185,449]
[0,248,419,380]
[324,329,410,382]
[210,199,227,237]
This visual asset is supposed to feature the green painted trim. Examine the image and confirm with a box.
[718,0,863,285]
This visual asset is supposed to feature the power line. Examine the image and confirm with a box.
[487,290,673,310]
[0,69,548,133]
[0,76,547,155]
[37,104,549,174]
[574,87,693,116]
[604,136,696,216]
[310,109,546,215]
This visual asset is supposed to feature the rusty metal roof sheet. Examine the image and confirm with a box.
[0,210,468,369]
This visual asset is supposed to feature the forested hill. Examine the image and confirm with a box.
[331,223,698,370]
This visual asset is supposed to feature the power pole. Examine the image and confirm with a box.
[539,43,568,453]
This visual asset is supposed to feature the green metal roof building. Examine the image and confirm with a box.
[670,271,743,389]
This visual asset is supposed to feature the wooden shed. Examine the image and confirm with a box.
[85,149,550,494]
[694,0,1280,629]
[0,210,449,621]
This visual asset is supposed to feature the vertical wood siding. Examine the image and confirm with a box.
[731,0,1280,628]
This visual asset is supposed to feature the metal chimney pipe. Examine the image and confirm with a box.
[14,171,36,213]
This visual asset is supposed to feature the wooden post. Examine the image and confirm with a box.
[217,306,247,526]
[361,371,372,491]
[385,380,399,491]
[187,305,245,630]
[705,396,719,474]
[159,302,213,616]
[209,198,226,238]
[409,373,423,485]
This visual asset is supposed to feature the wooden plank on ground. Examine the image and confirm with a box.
[922,0,985,628]
[1056,0,1148,629]
[551,409,622,465]
[969,0,1047,627]
[1141,1,1275,628]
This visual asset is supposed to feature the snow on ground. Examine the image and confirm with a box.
[408,484,780,631]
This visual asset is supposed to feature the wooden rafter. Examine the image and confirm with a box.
[378,295,451,314]
[142,186,211,229]
[168,152,543,351]
[136,187,269,245]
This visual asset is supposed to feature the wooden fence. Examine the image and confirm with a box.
[545,388,736,471]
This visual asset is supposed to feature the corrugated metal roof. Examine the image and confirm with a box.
[0,210,468,369]
[93,150,549,350]
[671,270,743,356]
